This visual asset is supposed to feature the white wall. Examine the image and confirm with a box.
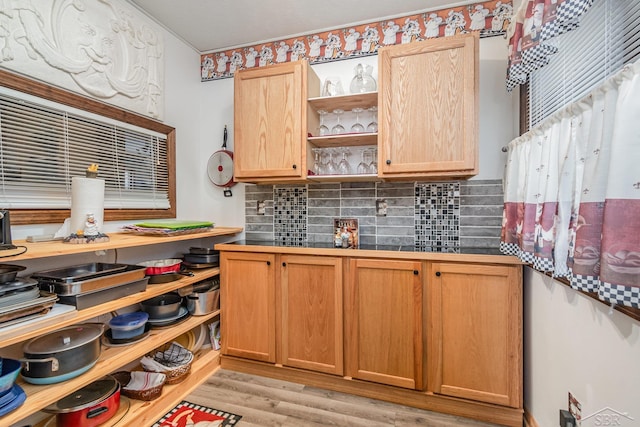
[10,24,246,241]
[525,269,640,427]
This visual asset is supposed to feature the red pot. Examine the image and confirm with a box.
[46,376,121,427]
[137,258,182,276]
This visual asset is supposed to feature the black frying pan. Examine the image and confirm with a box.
[146,271,194,284]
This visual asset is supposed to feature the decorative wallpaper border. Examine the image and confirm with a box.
[201,1,513,81]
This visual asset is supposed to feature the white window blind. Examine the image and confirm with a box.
[0,90,170,210]
[529,0,640,127]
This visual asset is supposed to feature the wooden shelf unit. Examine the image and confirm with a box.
[121,348,221,426]
[0,267,219,348]
[4,311,220,426]
[307,92,377,112]
[308,133,377,148]
[0,227,241,426]
[1,227,243,261]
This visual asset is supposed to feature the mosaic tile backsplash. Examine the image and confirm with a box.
[245,179,503,249]
[415,183,460,251]
[273,186,307,245]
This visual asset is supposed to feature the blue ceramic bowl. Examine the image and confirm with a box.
[0,359,21,397]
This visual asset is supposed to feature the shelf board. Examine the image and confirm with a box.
[1,227,243,262]
[3,311,220,426]
[308,133,377,147]
[307,174,380,183]
[308,92,377,111]
[0,268,220,348]
[117,349,221,426]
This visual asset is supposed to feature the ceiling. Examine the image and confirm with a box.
[128,0,467,53]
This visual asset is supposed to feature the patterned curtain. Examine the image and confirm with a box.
[501,59,640,308]
[506,0,594,91]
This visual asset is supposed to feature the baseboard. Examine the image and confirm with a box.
[524,407,540,427]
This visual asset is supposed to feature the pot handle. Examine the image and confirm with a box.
[20,356,59,372]
[87,406,109,419]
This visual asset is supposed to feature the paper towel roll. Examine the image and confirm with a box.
[70,177,105,235]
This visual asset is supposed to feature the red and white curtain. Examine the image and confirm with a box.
[506,0,593,91]
[501,59,640,308]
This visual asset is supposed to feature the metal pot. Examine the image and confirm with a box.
[186,283,220,316]
[137,259,182,276]
[21,324,103,384]
[45,375,121,427]
[140,294,183,319]
[0,264,26,283]
[183,253,219,265]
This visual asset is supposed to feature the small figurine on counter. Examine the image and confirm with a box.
[86,163,99,178]
[65,212,109,244]
[83,213,100,236]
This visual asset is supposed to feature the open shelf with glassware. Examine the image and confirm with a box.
[307,92,378,181]
[0,227,241,426]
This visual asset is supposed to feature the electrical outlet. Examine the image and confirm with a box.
[376,199,387,216]
[560,410,577,427]
[257,200,266,215]
[569,392,582,426]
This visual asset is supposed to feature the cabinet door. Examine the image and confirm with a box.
[221,252,276,362]
[346,258,424,390]
[427,262,522,408]
[280,255,343,375]
[234,60,309,180]
[378,33,478,179]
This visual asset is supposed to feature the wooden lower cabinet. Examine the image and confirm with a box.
[280,255,343,375]
[345,258,424,390]
[427,262,522,408]
[218,246,524,426]
[221,251,276,362]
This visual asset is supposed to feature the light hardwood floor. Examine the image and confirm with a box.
[186,369,502,427]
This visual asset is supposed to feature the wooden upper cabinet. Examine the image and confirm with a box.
[427,262,522,408]
[220,252,276,362]
[346,258,424,390]
[378,33,479,179]
[280,255,343,375]
[234,60,319,182]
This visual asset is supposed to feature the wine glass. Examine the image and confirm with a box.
[325,148,338,175]
[366,106,378,133]
[357,149,370,174]
[318,110,330,136]
[312,148,322,175]
[331,109,345,135]
[338,148,352,175]
[350,108,365,133]
[368,147,378,174]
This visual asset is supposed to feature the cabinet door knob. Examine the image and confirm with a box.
[386,159,391,165]
[413,270,419,275]
[282,262,286,267]
[266,261,271,266]
[292,164,297,169]
[435,271,441,277]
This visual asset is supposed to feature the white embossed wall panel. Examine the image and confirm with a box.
[0,0,164,120]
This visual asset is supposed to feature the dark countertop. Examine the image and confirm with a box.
[224,240,506,256]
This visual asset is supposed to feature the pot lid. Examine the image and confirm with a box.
[45,376,118,413]
[109,311,149,328]
[23,324,103,354]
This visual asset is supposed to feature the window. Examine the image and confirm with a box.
[0,69,176,225]
[528,0,640,127]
